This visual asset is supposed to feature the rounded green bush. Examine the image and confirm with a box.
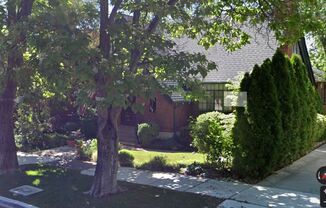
[118,151,135,167]
[190,111,235,169]
[139,156,169,171]
[137,122,160,147]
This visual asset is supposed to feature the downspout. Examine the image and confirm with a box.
[173,102,177,138]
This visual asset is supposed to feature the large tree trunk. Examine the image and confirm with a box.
[0,0,34,174]
[0,78,18,174]
[88,106,122,198]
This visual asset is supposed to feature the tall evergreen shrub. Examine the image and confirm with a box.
[233,61,282,178]
[270,50,295,166]
[291,55,318,154]
[233,50,320,179]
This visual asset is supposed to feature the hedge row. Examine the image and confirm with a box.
[233,50,322,179]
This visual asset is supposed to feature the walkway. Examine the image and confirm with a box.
[259,143,326,195]
[17,146,321,208]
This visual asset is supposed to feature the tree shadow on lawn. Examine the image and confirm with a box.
[0,164,222,208]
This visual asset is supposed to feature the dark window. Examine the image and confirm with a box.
[149,98,157,113]
[199,83,232,113]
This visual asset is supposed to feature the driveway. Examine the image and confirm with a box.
[259,143,326,195]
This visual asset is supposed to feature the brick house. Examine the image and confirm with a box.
[119,31,319,143]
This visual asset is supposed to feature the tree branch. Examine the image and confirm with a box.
[108,0,123,27]
[129,0,178,72]
[147,0,177,33]
[17,0,35,20]
[129,0,141,72]
[100,0,110,58]
[100,0,123,59]
[132,0,141,26]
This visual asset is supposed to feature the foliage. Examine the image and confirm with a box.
[190,111,235,169]
[309,35,326,72]
[308,0,326,72]
[76,139,98,161]
[43,133,69,148]
[184,162,205,177]
[138,156,181,172]
[233,50,321,179]
[137,123,160,147]
[0,0,324,194]
[315,114,326,142]
[67,0,326,118]
[118,150,135,167]
[15,101,52,151]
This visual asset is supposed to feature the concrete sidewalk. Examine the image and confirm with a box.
[81,167,320,208]
[259,143,326,195]
[17,146,321,208]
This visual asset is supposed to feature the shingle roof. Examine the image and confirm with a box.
[174,30,278,83]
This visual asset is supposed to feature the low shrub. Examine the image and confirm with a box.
[15,102,52,151]
[184,162,205,177]
[118,150,135,167]
[190,112,235,169]
[16,133,69,152]
[44,133,69,148]
[315,114,326,142]
[76,139,97,161]
[137,122,160,147]
[138,156,180,172]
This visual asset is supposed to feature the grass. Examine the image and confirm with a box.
[121,149,206,167]
[0,164,222,208]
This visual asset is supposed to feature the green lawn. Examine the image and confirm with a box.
[0,165,221,208]
[121,149,206,166]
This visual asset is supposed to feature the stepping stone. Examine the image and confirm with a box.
[0,196,38,208]
[218,200,266,208]
[186,179,250,198]
[9,185,43,196]
[149,172,207,191]
[231,185,320,208]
